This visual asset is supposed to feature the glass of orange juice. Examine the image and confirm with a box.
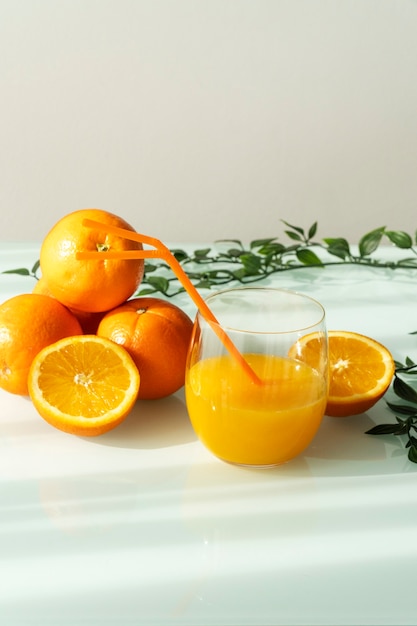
[185,287,328,467]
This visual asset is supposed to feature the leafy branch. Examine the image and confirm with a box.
[137,221,417,296]
[135,221,417,297]
[2,222,417,298]
[366,358,417,463]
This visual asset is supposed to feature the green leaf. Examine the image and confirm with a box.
[232,268,247,281]
[216,238,243,248]
[281,220,305,236]
[397,257,417,267]
[171,249,189,262]
[295,249,324,266]
[408,445,417,463]
[308,222,318,239]
[257,242,286,256]
[250,238,276,249]
[194,280,213,289]
[240,253,262,274]
[145,276,170,293]
[227,248,245,258]
[2,267,31,276]
[31,260,40,275]
[385,230,413,249]
[408,434,417,448]
[281,244,300,254]
[285,231,303,242]
[365,423,407,436]
[358,227,385,257]
[323,238,351,260]
[386,402,417,416]
[193,248,211,259]
[137,287,158,296]
[393,376,417,404]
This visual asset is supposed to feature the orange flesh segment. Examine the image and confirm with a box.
[28,336,140,435]
[329,336,391,398]
[36,341,134,416]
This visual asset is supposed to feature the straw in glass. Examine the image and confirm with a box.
[77,218,262,385]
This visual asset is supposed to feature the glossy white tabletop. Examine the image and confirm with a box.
[1,243,417,625]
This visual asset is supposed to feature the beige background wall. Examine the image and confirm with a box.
[1,0,416,244]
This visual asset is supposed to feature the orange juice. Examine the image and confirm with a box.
[185,353,327,466]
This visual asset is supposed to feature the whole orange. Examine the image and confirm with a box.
[39,208,145,313]
[0,293,83,395]
[33,277,106,334]
[97,297,194,400]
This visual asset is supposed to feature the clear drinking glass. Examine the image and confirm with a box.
[185,287,328,467]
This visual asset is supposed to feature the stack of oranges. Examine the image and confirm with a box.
[0,208,194,436]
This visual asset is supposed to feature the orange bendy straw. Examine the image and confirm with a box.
[77,218,263,386]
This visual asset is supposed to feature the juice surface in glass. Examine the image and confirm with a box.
[185,352,327,466]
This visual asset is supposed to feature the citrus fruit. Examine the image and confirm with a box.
[97,297,194,400]
[39,208,145,313]
[0,293,83,395]
[33,277,106,334]
[28,335,140,436]
[32,277,55,297]
[291,330,395,417]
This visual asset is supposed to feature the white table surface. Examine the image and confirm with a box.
[1,242,417,626]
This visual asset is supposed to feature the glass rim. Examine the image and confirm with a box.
[200,286,326,335]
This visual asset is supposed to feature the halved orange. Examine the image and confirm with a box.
[291,330,395,417]
[28,335,140,436]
